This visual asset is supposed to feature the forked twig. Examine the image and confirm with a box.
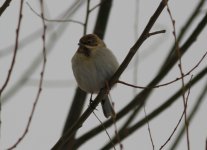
[160,76,193,150]
[26,2,84,25]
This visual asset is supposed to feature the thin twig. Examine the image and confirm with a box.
[166,3,190,149]
[147,30,166,37]
[89,0,106,12]
[143,105,155,150]
[111,110,123,150]
[113,120,123,150]
[170,78,207,150]
[0,0,23,97]
[159,76,193,150]
[161,0,205,68]
[6,0,47,149]
[108,94,123,149]
[92,111,116,150]
[117,49,207,89]
[0,0,24,139]
[101,68,206,150]
[26,2,84,25]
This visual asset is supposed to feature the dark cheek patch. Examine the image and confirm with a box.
[84,47,91,57]
[78,46,91,57]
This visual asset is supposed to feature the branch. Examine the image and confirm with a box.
[0,0,23,96]
[101,68,207,149]
[6,0,47,149]
[159,76,192,150]
[0,0,13,16]
[75,11,207,148]
[61,0,113,149]
[0,0,24,137]
[161,0,205,68]
[169,79,207,149]
[51,0,168,149]
[83,0,91,35]
[26,2,84,25]
[166,4,190,148]
[143,106,155,150]
[1,0,85,105]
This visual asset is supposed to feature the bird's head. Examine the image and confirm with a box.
[76,34,106,57]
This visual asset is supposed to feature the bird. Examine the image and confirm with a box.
[71,34,119,118]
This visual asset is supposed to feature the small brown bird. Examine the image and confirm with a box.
[71,34,119,118]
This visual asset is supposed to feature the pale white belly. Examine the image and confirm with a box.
[72,48,119,93]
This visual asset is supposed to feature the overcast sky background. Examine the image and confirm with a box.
[0,0,207,149]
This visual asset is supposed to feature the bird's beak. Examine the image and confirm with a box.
[78,42,84,47]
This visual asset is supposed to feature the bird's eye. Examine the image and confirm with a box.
[87,40,92,44]
[86,39,97,46]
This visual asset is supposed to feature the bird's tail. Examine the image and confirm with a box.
[101,95,115,118]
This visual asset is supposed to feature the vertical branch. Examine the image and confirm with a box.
[6,0,47,149]
[166,4,190,149]
[0,0,24,138]
[61,1,91,149]
[206,138,207,150]
[61,0,113,149]
[83,0,91,35]
[93,0,112,38]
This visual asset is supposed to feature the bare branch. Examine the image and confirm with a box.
[159,76,193,150]
[0,0,24,138]
[89,0,107,12]
[6,0,47,149]
[83,0,91,35]
[170,78,207,149]
[75,12,207,149]
[166,3,190,149]
[0,0,13,16]
[92,112,116,150]
[143,106,155,150]
[117,50,207,89]
[51,0,168,149]
[147,30,166,37]
[26,2,84,25]
[101,69,207,149]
